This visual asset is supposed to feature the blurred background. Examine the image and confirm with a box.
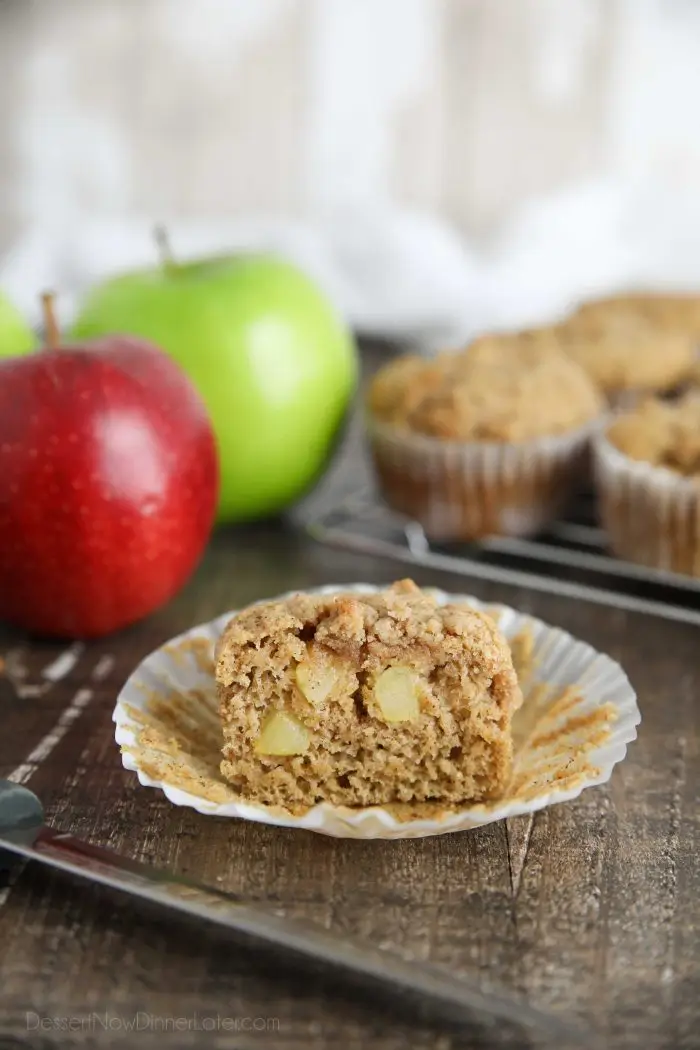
[3,0,700,347]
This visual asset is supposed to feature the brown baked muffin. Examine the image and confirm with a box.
[215,580,522,812]
[593,392,700,575]
[686,357,700,393]
[366,333,605,541]
[561,294,697,406]
[573,291,700,338]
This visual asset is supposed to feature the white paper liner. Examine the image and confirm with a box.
[367,416,600,541]
[593,430,700,575]
[112,585,639,840]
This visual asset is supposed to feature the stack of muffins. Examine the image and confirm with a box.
[366,291,700,577]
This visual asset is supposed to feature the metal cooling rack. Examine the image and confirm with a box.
[307,487,700,627]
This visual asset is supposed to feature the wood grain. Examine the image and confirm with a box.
[0,345,698,1049]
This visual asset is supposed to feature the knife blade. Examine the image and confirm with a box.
[0,783,593,1046]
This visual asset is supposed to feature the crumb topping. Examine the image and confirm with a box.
[367,333,603,442]
[572,291,700,337]
[553,307,695,394]
[605,392,700,477]
[217,579,518,697]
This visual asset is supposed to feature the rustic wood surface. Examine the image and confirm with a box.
[0,345,698,1050]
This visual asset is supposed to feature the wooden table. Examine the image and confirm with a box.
[0,346,698,1050]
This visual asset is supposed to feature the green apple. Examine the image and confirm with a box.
[0,290,36,358]
[70,251,358,522]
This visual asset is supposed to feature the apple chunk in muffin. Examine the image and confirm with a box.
[215,580,522,811]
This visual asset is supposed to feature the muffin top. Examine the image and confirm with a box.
[216,578,520,699]
[552,309,695,395]
[605,392,700,477]
[573,291,700,338]
[367,332,604,443]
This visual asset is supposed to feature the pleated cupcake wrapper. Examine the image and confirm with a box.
[112,585,640,840]
[367,416,602,542]
[593,432,700,576]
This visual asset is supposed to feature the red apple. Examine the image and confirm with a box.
[0,294,219,639]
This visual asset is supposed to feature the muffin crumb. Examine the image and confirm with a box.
[215,581,522,811]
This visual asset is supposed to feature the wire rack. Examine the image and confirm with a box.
[307,486,700,627]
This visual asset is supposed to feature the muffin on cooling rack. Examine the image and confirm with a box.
[573,291,700,340]
[366,332,605,542]
[215,579,522,812]
[557,293,698,407]
[593,391,700,576]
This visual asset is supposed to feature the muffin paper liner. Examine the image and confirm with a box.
[593,431,700,576]
[367,416,601,542]
[113,585,640,840]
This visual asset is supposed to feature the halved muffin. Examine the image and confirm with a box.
[215,580,522,812]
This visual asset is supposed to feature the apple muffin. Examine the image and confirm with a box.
[572,291,700,340]
[215,580,522,811]
[554,306,696,405]
[366,333,604,541]
[593,392,700,575]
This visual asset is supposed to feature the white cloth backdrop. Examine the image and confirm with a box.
[2,0,700,348]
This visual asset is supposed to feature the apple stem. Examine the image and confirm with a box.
[41,291,60,350]
[154,224,177,274]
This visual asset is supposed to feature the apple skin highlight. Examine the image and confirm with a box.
[0,334,219,639]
